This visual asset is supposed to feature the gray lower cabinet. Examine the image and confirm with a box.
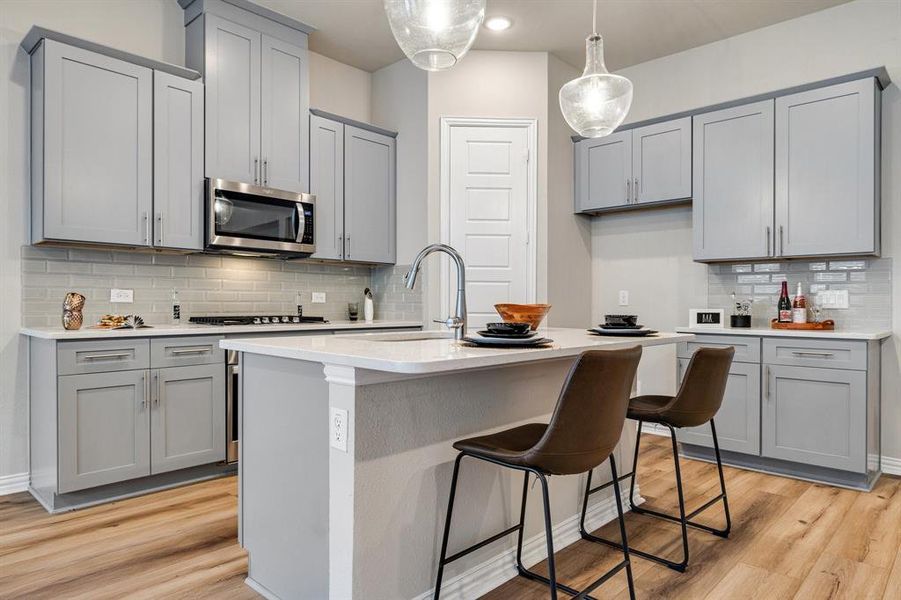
[762,364,867,472]
[151,364,226,474]
[32,39,153,246]
[677,359,761,454]
[692,100,775,261]
[775,78,880,257]
[58,370,151,493]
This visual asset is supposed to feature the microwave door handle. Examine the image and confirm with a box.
[296,204,305,243]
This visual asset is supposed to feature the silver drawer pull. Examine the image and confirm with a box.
[791,351,835,358]
[83,352,132,361]
[170,347,212,355]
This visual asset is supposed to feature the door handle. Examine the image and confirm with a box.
[141,371,148,409]
[338,235,344,258]
[83,352,132,361]
[634,178,639,203]
[263,159,269,187]
[766,225,771,256]
[153,371,160,406]
[170,346,212,355]
[254,158,259,185]
[626,179,631,203]
[346,236,351,259]
[142,212,149,244]
[764,365,770,399]
[156,213,163,246]
[791,351,835,358]
[779,225,784,256]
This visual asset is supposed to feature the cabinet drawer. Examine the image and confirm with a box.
[58,339,150,375]
[677,335,760,363]
[151,336,224,368]
[762,338,866,370]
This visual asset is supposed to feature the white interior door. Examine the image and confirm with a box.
[445,122,534,330]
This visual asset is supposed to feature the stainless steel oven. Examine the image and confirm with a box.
[206,178,315,256]
[226,350,239,463]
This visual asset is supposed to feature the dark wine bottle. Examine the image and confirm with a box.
[778,281,792,323]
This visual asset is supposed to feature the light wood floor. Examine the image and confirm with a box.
[1,436,898,599]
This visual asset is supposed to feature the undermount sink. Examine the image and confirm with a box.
[363,331,456,342]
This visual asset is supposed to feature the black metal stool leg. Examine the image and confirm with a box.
[538,473,559,600]
[609,456,636,600]
[710,419,732,537]
[434,453,464,600]
[628,420,643,510]
[515,471,529,573]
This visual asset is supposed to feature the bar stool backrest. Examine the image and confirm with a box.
[524,347,642,476]
[666,346,735,428]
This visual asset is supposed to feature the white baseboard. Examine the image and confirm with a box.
[0,472,29,496]
[882,455,901,476]
[415,483,642,600]
[641,423,670,437]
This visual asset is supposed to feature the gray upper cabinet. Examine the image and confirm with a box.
[775,79,880,258]
[310,114,345,260]
[763,364,867,472]
[32,39,153,246]
[575,130,631,212]
[153,72,204,251]
[195,13,309,191]
[151,364,226,474]
[631,117,692,204]
[202,14,261,185]
[693,101,775,261]
[58,370,151,493]
[574,116,691,213]
[344,125,397,264]
[260,35,309,192]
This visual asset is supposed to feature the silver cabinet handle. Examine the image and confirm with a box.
[141,371,149,409]
[153,371,160,406]
[779,225,784,256]
[766,225,771,256]
[156,213,163,246]
[84,352,132,361]
[338,235,344,258]
[346,235,351,259]
[254,158,259,185]
[791,351,835,358]
[626,179,631,203]
[170,346,212,355]
[765,365,770,399]
[263,159,269,187]
[634,177,639,203]
[142,212,149,244]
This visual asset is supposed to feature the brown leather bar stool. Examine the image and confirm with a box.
[578,346,735,572]
[433,347,643,600]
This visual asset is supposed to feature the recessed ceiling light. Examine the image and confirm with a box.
[484,16,513,31]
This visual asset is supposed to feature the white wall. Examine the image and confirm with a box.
[0,1,374,481]
[591,0,901,459]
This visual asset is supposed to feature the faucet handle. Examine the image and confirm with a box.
[433,316,464,330]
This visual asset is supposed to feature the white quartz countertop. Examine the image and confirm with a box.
[675,326,891,341]
[20,320,422,340]
[220,328,694,374]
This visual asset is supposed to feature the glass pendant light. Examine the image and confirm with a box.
[384,0,486,71]
[559,0,633,138]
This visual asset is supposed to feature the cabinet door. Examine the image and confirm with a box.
[204,14,261,184]
[41,40,153,246]
[693,100,775,261]
[632,117,691,204]
[763,365,866,472]
[775,79,879,257]
[574,130,632,212]
[151,364,225,474]
[677,359,761,455]
[58,370,150,493]
[344,125,396,263]
[153,72,204,250]
[260,35,309,192]
[309,115,345,260]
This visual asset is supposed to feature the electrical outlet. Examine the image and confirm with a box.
[330,407,348,452]
[110,288,134,303]
[618,290,629,306]
[312,292,326,303]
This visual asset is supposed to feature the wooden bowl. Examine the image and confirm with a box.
[494,304,551,331]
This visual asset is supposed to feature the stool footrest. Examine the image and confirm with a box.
[443,524,522,565]
[586,470,634,496]
[580,529,687,573]
[632,494,730,537]
[517,559,629,600]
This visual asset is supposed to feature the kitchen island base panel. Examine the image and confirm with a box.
[239,354,642,600]
[680,443,879,491]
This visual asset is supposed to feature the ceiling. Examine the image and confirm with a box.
[255,0,851,73]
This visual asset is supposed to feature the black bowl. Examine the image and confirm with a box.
[604,314,638,327]
[486,321,532,335]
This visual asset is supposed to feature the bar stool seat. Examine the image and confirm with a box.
[433,348,643,600]
[624,395,674,420]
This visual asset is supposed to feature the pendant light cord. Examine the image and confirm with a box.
[592,0,598,36]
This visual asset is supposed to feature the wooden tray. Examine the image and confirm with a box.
[770,319,835,331]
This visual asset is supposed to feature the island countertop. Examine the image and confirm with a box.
[220,328,694,374]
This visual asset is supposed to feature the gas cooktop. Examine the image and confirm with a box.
[189,315,328,326]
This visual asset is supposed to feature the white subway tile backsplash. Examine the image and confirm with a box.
[754,263,782,272]
[737,274,770,284]
[814,272,848,282]
[731,264,753,273]
[808,262,827,271]
[829,260,867,270]
[754,284,781,295]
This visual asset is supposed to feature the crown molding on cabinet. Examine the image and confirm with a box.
[309,108,399,139]
[178,0,316,35]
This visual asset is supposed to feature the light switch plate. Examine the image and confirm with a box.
[312,292,327,303]
[110,288,134,303]
[330,407,348,452]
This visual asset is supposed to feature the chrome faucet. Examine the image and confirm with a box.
[405,244,467,340]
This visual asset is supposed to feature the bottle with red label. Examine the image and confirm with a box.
[777,281,792,323]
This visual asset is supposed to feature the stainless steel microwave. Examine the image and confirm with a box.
[205,178,315,257]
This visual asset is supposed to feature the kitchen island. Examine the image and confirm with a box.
[221,328,693,600]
